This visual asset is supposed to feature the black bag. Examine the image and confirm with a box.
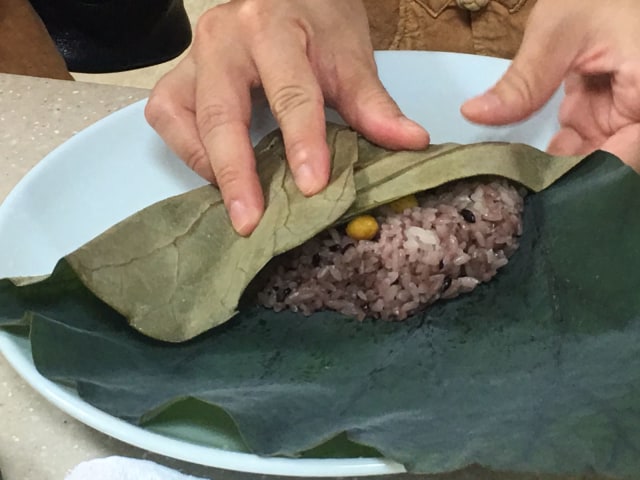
[30,0,192,73]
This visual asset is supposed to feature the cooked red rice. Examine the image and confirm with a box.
[258,179,525,321]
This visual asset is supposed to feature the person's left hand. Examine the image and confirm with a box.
[461,0,640,171]
[145,0,428,236]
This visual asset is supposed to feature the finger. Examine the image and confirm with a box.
[601,124,640,171]
[252,29,330,197]
[195,57,264,236]
[547,126,589,156]
[145,57,214,182]
[556,88,603,143]
[548,123,640,173]
[461,9,580,125]
[331,56,430,151]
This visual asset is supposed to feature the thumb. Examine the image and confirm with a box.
[461,18,576,125]
[332,59,430,151]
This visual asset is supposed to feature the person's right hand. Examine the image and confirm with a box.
[145,0,430,236]
[461,0,640,172]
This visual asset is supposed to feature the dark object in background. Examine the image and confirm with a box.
[0,0,72,79]
[29,0,192,73]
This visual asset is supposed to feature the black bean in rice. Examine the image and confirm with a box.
[258,179,525,321]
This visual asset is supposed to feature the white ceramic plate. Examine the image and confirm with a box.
[0,51,563,476]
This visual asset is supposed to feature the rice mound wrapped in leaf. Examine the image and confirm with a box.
[259,179,524,321]
[64,123,583,342]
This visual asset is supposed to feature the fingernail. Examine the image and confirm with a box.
[400,117,429,137]
[399,117,424,131]
[394,117,430,148]
[229,200,254,236]
[294,163,317,196]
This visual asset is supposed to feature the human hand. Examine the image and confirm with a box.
[145,0,429,236]
[461,0,640,171]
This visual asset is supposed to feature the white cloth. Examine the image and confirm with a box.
[65,457,211,480]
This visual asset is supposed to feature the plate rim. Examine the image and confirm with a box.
[0,329,406,476]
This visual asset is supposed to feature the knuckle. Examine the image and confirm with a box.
[197,103,234,137]
[236,0,271,33]
[269,85,321,123]
[358,85,396,109]
[557,96,577,126]
[196,0,279,41]
[213,162,244,191]
[144,90,172,130]
[195,3,234,40]
[503,65,538,108]
[184,147,211,175]
[349,84,400,122]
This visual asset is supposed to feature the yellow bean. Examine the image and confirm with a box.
[346,215,379,241]
[388,194,418,213]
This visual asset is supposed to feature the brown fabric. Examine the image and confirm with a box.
[0,0,72,80]
[0,0,533,81]
[364,0,536,59]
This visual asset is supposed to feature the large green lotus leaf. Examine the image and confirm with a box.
[63,124,582,342]
[1,152,638,479]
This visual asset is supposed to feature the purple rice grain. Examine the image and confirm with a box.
[258,179,525,321]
